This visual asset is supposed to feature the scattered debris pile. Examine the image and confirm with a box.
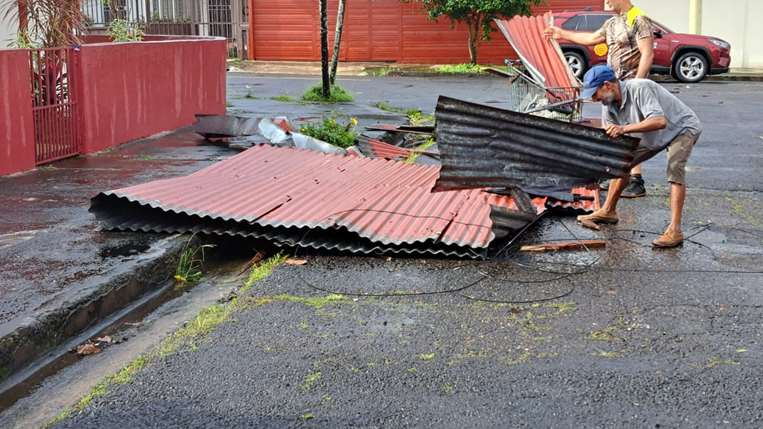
[433,96,640,192]
[91,144,596,258]
[93,96,637,258]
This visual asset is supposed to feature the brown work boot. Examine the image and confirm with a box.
[652,229,684,248]
[576,209,619,225]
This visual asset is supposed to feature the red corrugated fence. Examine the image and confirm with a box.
[248,0,603,63]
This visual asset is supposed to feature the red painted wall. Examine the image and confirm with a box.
[249,0,602,63]
[0,50,36,176]
[78,38,227,153]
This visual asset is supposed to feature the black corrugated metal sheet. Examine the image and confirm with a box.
[432,96,640,192]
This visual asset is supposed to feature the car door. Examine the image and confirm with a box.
[650,22,674,70]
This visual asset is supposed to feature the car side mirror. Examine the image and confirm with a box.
[653,29,663,39]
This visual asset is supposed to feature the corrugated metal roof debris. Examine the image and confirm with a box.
[495,13,579,90]
[92,145,582,258]
[433,96,640,192]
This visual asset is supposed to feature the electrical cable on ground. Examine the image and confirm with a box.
[280,208,763,305]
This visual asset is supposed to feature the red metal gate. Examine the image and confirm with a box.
[29,48,81,165]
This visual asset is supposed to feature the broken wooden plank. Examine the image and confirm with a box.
[520,240,606,253]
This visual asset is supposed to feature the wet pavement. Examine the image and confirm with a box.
[0,133,235,377]
[35,75,763,427]
[0,74,763,428]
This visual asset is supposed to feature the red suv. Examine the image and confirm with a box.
[555,11,731,83]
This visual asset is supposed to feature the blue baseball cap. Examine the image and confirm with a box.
[580,65,617,99]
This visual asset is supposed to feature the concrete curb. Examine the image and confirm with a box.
[0,235,189,385]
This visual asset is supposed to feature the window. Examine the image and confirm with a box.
[561,15,582,31]
[582,14,611,32]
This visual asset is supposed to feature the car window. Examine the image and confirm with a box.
[583,14,610,32]
[561,15,581,31]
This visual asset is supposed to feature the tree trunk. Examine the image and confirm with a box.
[466,17,480,65]
[319,0,330,98]
[329,0,346,85]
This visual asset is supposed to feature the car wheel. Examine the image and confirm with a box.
[674,52,708,83]
[564,51,587,79]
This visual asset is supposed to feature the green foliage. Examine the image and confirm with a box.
[242,253,287,292]
[416,0,541,34]
[407,110,435,126]
[301,84,354,103]
[299,117,358,148]
[432,63,485,74]
[107,18,144,42]
[413,0,541,63]
[174,238,214,285]
[404,137,436,164]
[271,94,295,102]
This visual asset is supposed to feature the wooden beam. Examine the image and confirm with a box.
[520,240,606,253]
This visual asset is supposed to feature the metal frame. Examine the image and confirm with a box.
[29,48,81,165]
[81,0,247,58]
[503,59,582,122]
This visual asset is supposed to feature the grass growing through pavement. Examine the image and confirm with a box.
[301,84,354,103]
[48,254,287,427]
[174,238,214,285]
[373,102,434,126]
[407,110,434,126]
[271,94,295,102]
[432,63,485,74]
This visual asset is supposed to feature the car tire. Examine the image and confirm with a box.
[673,52,708,83]
[563,51,587,79]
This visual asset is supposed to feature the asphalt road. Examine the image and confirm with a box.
[52,75,763,428]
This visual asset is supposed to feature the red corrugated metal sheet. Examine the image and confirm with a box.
[94,145,532,251]
[357,138,411,161]
[495,13,579,89]
[249,0,602,64]
[92,145,601,257]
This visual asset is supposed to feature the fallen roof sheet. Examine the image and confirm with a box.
[433,96,640,192]
[92,145,572,258]
[356,137,412,161]
[495,13,579,89]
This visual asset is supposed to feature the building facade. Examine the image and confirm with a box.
[247,0,602,64]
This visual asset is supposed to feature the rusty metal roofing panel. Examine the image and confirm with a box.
[356,137,411,161]
[433,96,640,192]
[92,145,554,257]
[495,13,579,89]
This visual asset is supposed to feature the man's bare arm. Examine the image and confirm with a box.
[606,116,667,138]
[635,37,655,78]
[544,26,606,46]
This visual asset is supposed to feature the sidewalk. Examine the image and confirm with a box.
[0,131,234,384]
[228,60,763,81]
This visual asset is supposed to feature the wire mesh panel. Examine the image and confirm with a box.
[504,61,581,122]
[29,48,80,165]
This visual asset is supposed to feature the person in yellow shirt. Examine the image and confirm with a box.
[545,0,655,198]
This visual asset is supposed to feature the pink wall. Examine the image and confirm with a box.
[78,38,227,153]
[0,50,36,176]
[0,37,226,175]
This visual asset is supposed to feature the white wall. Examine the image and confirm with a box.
[701,0,762,69]
[635,0,690,34]
[615,0,762,69]
[0,15,17,48]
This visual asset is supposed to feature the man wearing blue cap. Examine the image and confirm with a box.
[577,65,702,248]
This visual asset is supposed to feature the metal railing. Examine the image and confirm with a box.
[81,0,247,58]
[29,48,81,165]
